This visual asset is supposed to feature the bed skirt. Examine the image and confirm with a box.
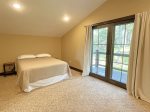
[24,73,69,92]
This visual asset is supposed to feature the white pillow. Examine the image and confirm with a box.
[18,55,36,59]
[36,53,51,58]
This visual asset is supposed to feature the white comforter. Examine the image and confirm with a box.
[16,57,71,92]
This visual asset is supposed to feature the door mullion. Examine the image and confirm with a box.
[105,24,112,80]
[109,25,115,80]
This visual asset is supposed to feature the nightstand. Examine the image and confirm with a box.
[3,62,16,77]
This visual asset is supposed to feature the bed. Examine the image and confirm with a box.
[16,57,71,92]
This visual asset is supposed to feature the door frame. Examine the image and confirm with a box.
[90,15,135,89]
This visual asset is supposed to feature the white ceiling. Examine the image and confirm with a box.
[0,0,106,37]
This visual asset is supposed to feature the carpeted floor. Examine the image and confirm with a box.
[0,70,150,112]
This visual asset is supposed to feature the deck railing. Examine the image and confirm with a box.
[93,50,129,72]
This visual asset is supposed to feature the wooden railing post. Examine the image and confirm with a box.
[95,50,99,72]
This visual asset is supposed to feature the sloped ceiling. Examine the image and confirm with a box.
[0,0,106,37]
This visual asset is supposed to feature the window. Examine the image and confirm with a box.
[90,16,135,88]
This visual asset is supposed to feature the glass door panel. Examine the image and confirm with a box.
[111,23,134,84]
[91,27,108,77]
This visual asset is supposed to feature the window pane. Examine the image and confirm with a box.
[99,60,106,66]
[93,45,99,53]
[99,27,108,44]
[98,53,106,76]
[92,54,96,65]
[114,25,125,44]
[112,69,121,82]
[98,66,106,77]
[113,56,122,64]
[124,45,130,55]
[113,63,122,70]
[121,72,127,83]
[99,54,106,62]
[122,64,128,72]
[93,29,98,44]
[123,57,129,65]
[114,45,124,54]
[125,23,134,44]
[91,66,98,74]
[99,45,107,53]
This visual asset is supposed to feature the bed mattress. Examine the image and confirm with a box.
[16,57,71,92]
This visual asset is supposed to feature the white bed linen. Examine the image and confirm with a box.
[16,57,71,92]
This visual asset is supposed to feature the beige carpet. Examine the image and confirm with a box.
[0,70,150,112]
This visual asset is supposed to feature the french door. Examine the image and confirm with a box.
[91,26,108,77]
[90,16,134,88]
